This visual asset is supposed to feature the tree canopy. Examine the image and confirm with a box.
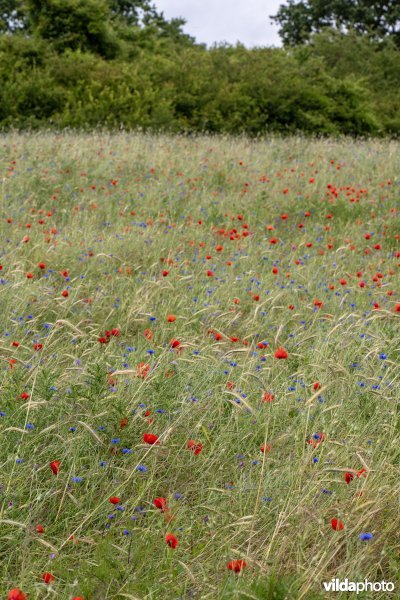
[271,0,400,46]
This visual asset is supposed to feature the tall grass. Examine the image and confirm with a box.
[0,133,399,599]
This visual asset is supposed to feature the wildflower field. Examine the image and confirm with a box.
[1,133,399,600]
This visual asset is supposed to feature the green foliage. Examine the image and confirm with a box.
[271,0,400,47]
[24,0,119,57]
[0,10,399,135]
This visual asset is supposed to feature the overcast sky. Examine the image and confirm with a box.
[153,0,283,48]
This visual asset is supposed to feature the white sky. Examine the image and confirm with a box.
[152,0,283,47]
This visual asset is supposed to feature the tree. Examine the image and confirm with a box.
[271,0,400,46]
[110,0,195,46]
[24,0,119,57]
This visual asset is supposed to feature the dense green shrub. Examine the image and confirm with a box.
[0,28,399,135]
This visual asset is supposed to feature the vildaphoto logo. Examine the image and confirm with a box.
[322,579,395,594]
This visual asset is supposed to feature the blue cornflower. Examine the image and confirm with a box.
[379,353,387,360]
[137,465,147,472]
[122,448,132,454]
[359,532,373,541]
[26,423,34,430]
[111,438,120,444]
[72,477,83,483]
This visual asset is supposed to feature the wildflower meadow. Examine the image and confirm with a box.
[1,133,399,599]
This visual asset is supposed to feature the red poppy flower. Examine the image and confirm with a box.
[274,347,288,359]
[61,290,69,297]
[111,328,120,336]
[72,597,84,600]
[26,272,33,279]
[165,533,178,548]
[36,524,44,534]
[262,392,274,403]
[167,315,176,322]
[136,362,150,378]
[344,471,354,484]
[162,270,169,277]
[12,341,20,347]
[272,267,279,275]
[216,244,223,252]
[187,439,203,455]
[20,392,29,400]
[8,590,26,600]
[143,328,153,340]
[394,303,400,313]
[170,339,181,349]
[50,460,61,475]
[260,443,272,453]
[109,496,121,505]
[8,589,26,600]
[339,278,347,285]
[331,518,344,531]
[98,337,108,344]
[313,382,321,391]
[119,416,128,430]
[227,559,247,573]
[153,497,168,511]
[288,304,295,310]
[206,270,214,277]
[143,433,159,445]
[33,343,43,351]
[38,262,46,269]
[314,299,323,308]
[42,572,55,584]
